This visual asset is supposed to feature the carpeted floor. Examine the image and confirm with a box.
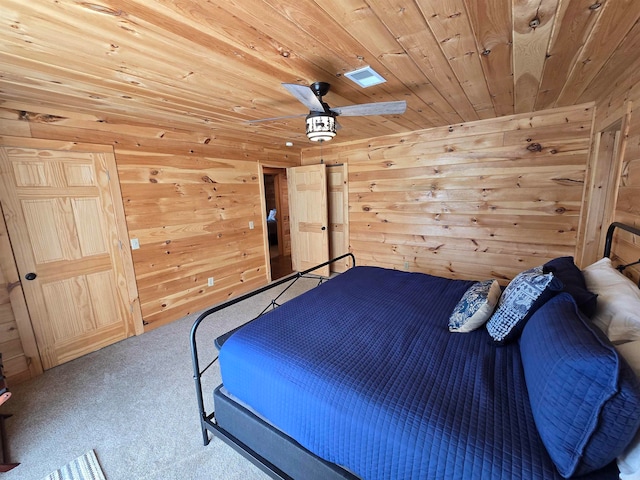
[0,276,319,480]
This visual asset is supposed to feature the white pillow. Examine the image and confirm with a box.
[617,340,640,377]
[448,280,501,333]
[617,340,640,479]
[619,428,640,480]
[582,258,640,343]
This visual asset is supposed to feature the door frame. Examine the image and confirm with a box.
[577,102,632,267]
[259,164,292,282]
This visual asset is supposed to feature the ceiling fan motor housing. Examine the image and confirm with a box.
[310,81,331,98]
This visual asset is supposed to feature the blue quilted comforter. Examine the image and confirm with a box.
[219,266,617,479]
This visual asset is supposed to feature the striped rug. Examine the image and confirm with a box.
[42,450,106,480]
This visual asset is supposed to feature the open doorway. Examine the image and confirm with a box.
[263,167,293,280]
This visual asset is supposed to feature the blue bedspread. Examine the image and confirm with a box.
[219,266,617,479]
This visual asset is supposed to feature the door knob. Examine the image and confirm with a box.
[321,226,326,231]
[24,272,37,281]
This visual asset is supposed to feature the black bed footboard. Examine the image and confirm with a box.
[189,253,355,454]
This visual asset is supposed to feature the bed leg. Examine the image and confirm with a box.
[201,422,211,446]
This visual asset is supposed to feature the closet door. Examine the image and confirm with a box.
[287,164,329,277]
[0,139,141,370]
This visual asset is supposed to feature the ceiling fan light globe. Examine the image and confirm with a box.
[306,113,336,142]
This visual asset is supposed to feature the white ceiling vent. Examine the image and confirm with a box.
[344,66,386,88]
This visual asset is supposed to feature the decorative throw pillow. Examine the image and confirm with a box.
[519,293,640,477]
[543,256,597,317]
[448,280,501,333]
[486,265,562,344]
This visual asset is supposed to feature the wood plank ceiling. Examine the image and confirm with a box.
[1,0,639,149]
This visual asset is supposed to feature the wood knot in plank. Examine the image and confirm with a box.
[202,176,216,184]
[527,142,543,152]
[18,111,65,123]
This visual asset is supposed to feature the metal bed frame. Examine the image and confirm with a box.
[190,252,356,479]
[604,222,640,285]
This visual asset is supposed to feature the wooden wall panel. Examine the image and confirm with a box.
[302,104,594,284]
[119,151,269,328]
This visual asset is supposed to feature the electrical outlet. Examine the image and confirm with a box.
[207,277,214,287]
[404,261,409,269]
[130,238,140,250]
[249,221,254,230]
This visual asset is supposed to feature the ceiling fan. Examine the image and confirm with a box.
[248,82,407,142]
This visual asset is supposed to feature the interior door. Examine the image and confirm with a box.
[327,164,350,273]
[0,139,141,370]
[287,164,329,277]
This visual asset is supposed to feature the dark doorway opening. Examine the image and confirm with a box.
[263,168,293,280]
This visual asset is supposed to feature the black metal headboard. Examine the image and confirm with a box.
[603,222,640,277]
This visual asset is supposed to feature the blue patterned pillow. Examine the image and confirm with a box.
[486,266,562,343]
[449,280,501,333]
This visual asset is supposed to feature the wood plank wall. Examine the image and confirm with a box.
[594,74,640,284]
[0,104,299,381]
[118,151,267,329]
[302,104,594,284]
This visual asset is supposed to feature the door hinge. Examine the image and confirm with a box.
[106,170,111,182]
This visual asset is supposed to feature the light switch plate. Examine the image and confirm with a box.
[130,238,140,250]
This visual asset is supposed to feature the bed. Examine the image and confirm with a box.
[190,223,640,479]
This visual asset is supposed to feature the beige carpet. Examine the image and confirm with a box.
[0,277,318,480]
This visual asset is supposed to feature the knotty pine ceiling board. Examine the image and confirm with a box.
[0,0,638,150]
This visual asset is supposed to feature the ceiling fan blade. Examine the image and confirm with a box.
[330,100,407,117]
[246,113,307,124]
[282,83,325,112]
